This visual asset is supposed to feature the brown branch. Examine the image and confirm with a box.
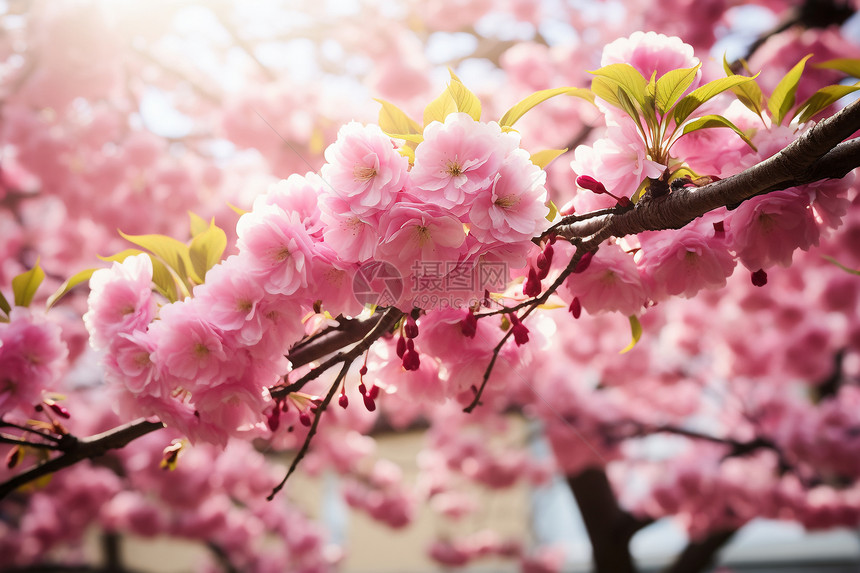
[0,419,164,501]
[286,314,386,369]
[567,468,653,573]
[271,307,403,399]
[553,99,860,243]
[662,528,737,573]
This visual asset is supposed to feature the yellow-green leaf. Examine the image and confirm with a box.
[448,70,481,121]
[545,199,558,222]
[815,58,860,79]
[119,230,199,284]
[619,315,642,354]
[794,84,860,124]
[46,268,96,310]
[227,203,248,216]
[385,132,425,144]
[189,212,209,238]
[589,63,649,108]
[679,114,757,150]
[722,53,763,117]
[375,98,422,137]
[423,87,458,127]
[656,64,701,115]
[189,219,227,282]
[768,54,813,126]
[98,248,145,263]
[499,87,593,128]
[530,148,568,169]
[12,260,44,307]
[0,290,10,316]
[673,74,758,124]
[591,76,623,108]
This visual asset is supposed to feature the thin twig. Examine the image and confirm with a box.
[267,361,349,501]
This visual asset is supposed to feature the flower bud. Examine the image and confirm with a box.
[404,315,419,339]
[574,251,594,273]
[396,336,407,358]
[751,269,767,287]
[523,267,541,298]
[569,296,582,319]
[576,175,608,195]
[338,394,349,409]
[460,311,477,338]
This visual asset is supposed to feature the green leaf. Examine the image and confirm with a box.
[447,70,481,121]
[189,219,227,282]
[0,290,10,316]
[815,58,860,79]
[46,268,96,310]
[499,87,594,128]
[119,231,200,285]
[375,98,422,137]
[530,148,568,169]
[656,64,701,115]
[12,260,45,307]
[619,315,642,354]
[768,54,813,126]
[722,53,763,117]
[590,76,623,108]
[189,212,209,238]
[794,84,860,124]
[589,63,649,108]
[823,255,860,276]
[673,74,758,124]
[423,87,458,127]
[679,114,757,150]
[545,199,558,222]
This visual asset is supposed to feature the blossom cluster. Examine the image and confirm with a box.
[83,112,551,445]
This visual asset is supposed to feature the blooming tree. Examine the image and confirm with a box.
[2,1,860,572]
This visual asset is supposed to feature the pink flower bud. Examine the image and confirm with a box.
[574,251,594,273]
[460,311,477,338]
[369,384,380,399]
[751,269,767,287]
[299,412,312,427]
[267,407,281,432]
[523,267,541,298]
[569,296,582,319]
[512,323,529,346]
[49,403,71,419]
[359,365,368,376]
[396,336,407,358]
[402,349,421,371]
[338,394,349,409]
[359,382,367,395]
[576,175,608,195]
[404,315,419,339]
[363,393,377,412]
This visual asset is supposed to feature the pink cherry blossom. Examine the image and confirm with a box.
[410,113,519,217]
[0,307,68,416]
[376,201,467,277]
[320,122,408,216]
[601,31,700,82]
[236,204,316,296]
[468,148,549,244]
[563,243,647,315]
[83,253,156,352]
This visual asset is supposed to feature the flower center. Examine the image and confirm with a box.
[353,165,377,181]
[494,195,518,209]
[415,225,432,246]
[193,343,210,358]
[446,159,463,177]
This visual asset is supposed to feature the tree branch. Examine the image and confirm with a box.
[661,528,737,573]
[567,467,653,573]
[0,419,164,501]
[553,99,860,243]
